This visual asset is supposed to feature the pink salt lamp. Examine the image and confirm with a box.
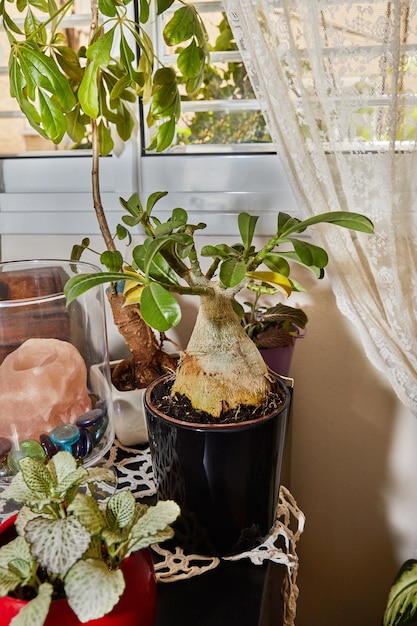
[0,338,92,441]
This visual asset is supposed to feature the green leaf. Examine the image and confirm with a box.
[86,28,115,65]
[100,250,124,272]
[238,212,259,251]
[79,29,115,118]
[110,73,131,100]
[18,455,53,496]
[139,0,149,21]
[127,500,179,555]
[201,243,240,259]
[70,238,90,261]
[132,244,179,285]
[98,119,114,155]
[9,582,53,626]
[66,493,104,536]
[106,490,136,529]
[384,560,417,626]
[65,107,88,143]
[119,31,135,72]
[263,253,290,276]
[64,272,135,304]
[290,238,329,268]
[177,39,204,78]
[114,101,134,142]
[38,89,67,143]
[17,43,76,110]
[0,536,32,572]
[278,211,374,237]
[150,68,181,120]
[219,258,246,288]
[156,0,175,14]
[65,559,125,622]
[48,451,86,493]
[116,223,131,243]
[78,62,99,118]
[163,6,200,45]
[140,283,181,331]
[155,116,176,152]
[25,516,91,576]
[98,0,117,17]
[24,9,46,44]
[146,191,168,214]
[54,45,84,83]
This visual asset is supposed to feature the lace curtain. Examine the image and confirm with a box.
[223,0,417,413]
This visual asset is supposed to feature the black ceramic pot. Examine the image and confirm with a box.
[144,374,291,557]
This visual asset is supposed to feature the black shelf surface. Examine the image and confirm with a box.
[154,559,285,626]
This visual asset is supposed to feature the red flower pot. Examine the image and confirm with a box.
[0,515,157,626]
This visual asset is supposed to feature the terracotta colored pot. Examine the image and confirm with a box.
[0,515,157,626]
[144,373,291,557]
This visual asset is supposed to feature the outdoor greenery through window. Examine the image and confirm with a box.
[0,0,270,157]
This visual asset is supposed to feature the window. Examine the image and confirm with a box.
[0,1,297,246]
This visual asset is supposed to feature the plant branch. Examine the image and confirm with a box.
[91,119,115,252]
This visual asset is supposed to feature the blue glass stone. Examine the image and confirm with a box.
[72,428,94,459]
[50,424,80,452]
[92,412,109,445]
[76,405,108,445]
[39,434,58,459]
[94,399,107,414]
[76,408,103,429]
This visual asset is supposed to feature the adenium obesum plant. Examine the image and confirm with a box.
[0,451,179,626]
[66,194,374,419]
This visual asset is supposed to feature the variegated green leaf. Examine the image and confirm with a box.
[65,559,125,622]
[0,565,22,596]
[106,490,136,529]
[66,493,104,536]
[9,582,53,626]
[129,500,179,546]
[0,536,31,571]
[25,516,91,576]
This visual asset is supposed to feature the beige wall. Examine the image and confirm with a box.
[1,233,415,626]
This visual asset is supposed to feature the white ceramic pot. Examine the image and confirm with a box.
[90,362,148,446]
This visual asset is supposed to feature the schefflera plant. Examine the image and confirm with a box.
[2,0,209,389]
[2,0,208,153]
[66,194,374,419]
[0,451,179,626]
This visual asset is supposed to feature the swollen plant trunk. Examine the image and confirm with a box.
[108,292,177,389]
[172,290,272,418]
